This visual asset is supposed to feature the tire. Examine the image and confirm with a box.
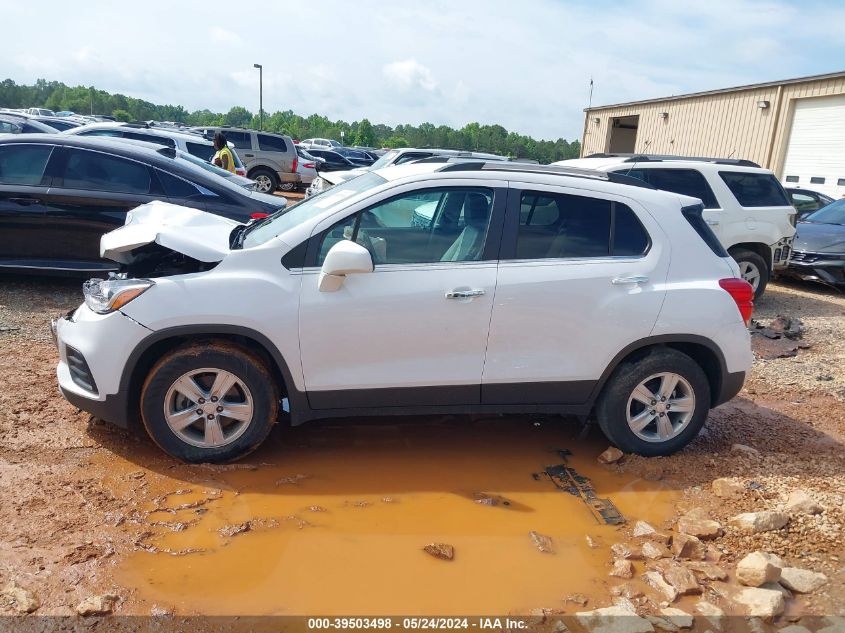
[140,342,279,463]
[731,249,769,299]
[279,181,296,192]
[250,168,279,194]
[595,348,711,456]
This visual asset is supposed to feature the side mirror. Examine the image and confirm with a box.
[318,240,373,292]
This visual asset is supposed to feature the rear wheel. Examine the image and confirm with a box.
[250,168,279,194]
[731,249,769,299]
[595,348,711,456]
[140,342,278,463]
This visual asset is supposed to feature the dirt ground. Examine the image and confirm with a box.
[0,274,843,628]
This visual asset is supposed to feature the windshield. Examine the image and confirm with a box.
[369,149,399,170]
[242,172,388,248]
[805,199,845,225]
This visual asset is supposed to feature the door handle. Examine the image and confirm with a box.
[446,289,486,299]
[611,275,649,285]
[8,198,41,206]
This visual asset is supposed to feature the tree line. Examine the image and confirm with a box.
[0,79,581,163]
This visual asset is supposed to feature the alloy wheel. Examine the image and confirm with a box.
[625,372,695,443]
[738,261,761,291]
[254,174,274,193]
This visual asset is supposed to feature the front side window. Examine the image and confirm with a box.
[719,171,789,207]
[62,149,152,194]
[258,134,288,152]
[317,187,494,266]
[223,131,252,149]
[515,191,648,259]
[0,144,53,185]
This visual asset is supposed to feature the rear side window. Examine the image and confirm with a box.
[614,168,718,209]
[257,134,288,152]
[223,131,252,150]
[186,141,214,161]
[682,204,728,257]
[62,149,152,194]
[719,171,789,207]
[157,170,201,198]
[0,144,53,185]
[613,204,650,256]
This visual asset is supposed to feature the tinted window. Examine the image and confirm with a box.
[719,171,789,207]
[682,204,728,257]
[124,131,175,148]
[62,149,151,194]
[79,129,121,137]
[257,134,287,152]
[810,176,825,185]
[394,152,432,165]
[785,175,799,183]
[223,131,251,149]
[515,192,611,259]
[0,144,53,185]
[0,121,21,134]
[317,187,494,265]
[186,141,214,161]
[613,204,650,256]
[157,170,201,198]
[646,169,718,209]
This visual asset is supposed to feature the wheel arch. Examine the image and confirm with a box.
[728,242,773,271]
[589,335,729,410]
[123,325,300,429]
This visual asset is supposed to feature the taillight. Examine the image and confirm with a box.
[719,278,754,325]
[250,212,269,220]
[303,162,315,169]
[292,157,298,173]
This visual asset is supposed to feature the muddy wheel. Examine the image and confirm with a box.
[140,342,278,463]
[595,348,710,456]
[731,248,769,299]
[251,168,279,193]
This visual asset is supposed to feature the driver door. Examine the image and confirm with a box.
[298,182,506,409]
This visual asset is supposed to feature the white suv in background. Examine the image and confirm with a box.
[53,161,753,463]
[556,155,797,297]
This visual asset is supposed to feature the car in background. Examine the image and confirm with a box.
[0,111,82,132]
[192,126,299,193]
[0,135,285,274]
[556,154,796,298]
[334,147,375,167]
[300,138,342,150]
[304,149,358,172]
[65,122,247,177]
[786,187,835,218]
[26,107,56,117]
[0,114,59,134]
[787,199,845,289]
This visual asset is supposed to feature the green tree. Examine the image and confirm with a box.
[112,109,131,122]
[355,118,375,146]
[224,106,253,127]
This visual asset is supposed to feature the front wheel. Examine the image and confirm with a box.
[731,249,769,299]
[595,348,711,456]
[250,168,279,194]
[140,342,278,463]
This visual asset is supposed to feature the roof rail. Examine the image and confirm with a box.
[125,122,152,129]
[585,153,761,168]
[436,161,655,189]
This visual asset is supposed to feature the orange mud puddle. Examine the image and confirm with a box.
[108,417,680,615]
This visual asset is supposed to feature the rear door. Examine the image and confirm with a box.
[0,143,55,267]
[39,147,162,268]
[255,133,290,174]
[223,130,254,169]
[482,183,670,405]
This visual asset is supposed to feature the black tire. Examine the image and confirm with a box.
[250,168,279,194]
[140,342,278,463]
[595,348,711,456]
[730,248,769,299]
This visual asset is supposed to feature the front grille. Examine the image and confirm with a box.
[790,251,819,264]
[65,346,98,395]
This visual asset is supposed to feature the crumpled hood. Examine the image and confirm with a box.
[100,200,240,264]
[793,222,845,254]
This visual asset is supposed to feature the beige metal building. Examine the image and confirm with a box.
[581,70,845,197]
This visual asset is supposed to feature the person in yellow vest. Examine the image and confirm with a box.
[212,132,236,173]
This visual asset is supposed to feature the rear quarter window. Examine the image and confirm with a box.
[682,203,728,257]
[719,171,789,207]
[257,134,288,152]
[223,131,252,150]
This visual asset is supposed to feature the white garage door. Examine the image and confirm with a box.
[781,94,845,198]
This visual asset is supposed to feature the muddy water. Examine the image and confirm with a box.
[112,417,679,615]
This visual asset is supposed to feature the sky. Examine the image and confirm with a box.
[3,0,844,141]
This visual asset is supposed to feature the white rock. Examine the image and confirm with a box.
[632,520,657,538]
[677,511,722,540]
[598,447,625,464]
[644,570,678,602]
[712,478,744,498]
[660,608,693,629]
[736,551,783,587]
[646,616,677,632]
[733,587,785,621]
[694,601,725,630]
[729,511,789,533]
[575,606,654,633]
[610,559,635,579]
[784,490,823,515]
[0,581,40,614]
[731,443,760,457]
[75,594,119,616]
[779,567,828,593]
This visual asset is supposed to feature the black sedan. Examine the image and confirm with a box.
[788,199,845,289]
[0,135,285,274]
[304,148,359,171]
[785,187,835,218]
[0,113,59,134]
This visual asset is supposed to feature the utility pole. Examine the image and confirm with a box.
[253,63,263,130]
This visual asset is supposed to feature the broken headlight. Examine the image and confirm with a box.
[82,278,154,314]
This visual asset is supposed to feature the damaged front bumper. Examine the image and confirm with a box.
[785,252,845,288]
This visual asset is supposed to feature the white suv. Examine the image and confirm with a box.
[556,155,797,298]
[53,162,754,463]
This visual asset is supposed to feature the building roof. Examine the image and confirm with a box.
[585,69,845,112]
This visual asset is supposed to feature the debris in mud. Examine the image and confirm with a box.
[150,604,173,617]
[609,583,643,599]
[597,446,624,464]
[75,594,119,616]
[282,515,310,529]
[609,559,634,579]
[219,522,251,538]
[563,593,589,606]
[151,488,223,513]
[544,457,625,525]
[275,473,308,485]
[1,581,40,614]
[307,505,327,512]
[750,316,811,359]
[611,543,643,560]
[585,535,599,549]
[752,314,805,340]
[529,530,555,554]
[423,543,454,560]
[472,492,514,507]
[381,497,396,503]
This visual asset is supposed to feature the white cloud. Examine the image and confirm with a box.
[209,26,241,44]
[382,59,438,92]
